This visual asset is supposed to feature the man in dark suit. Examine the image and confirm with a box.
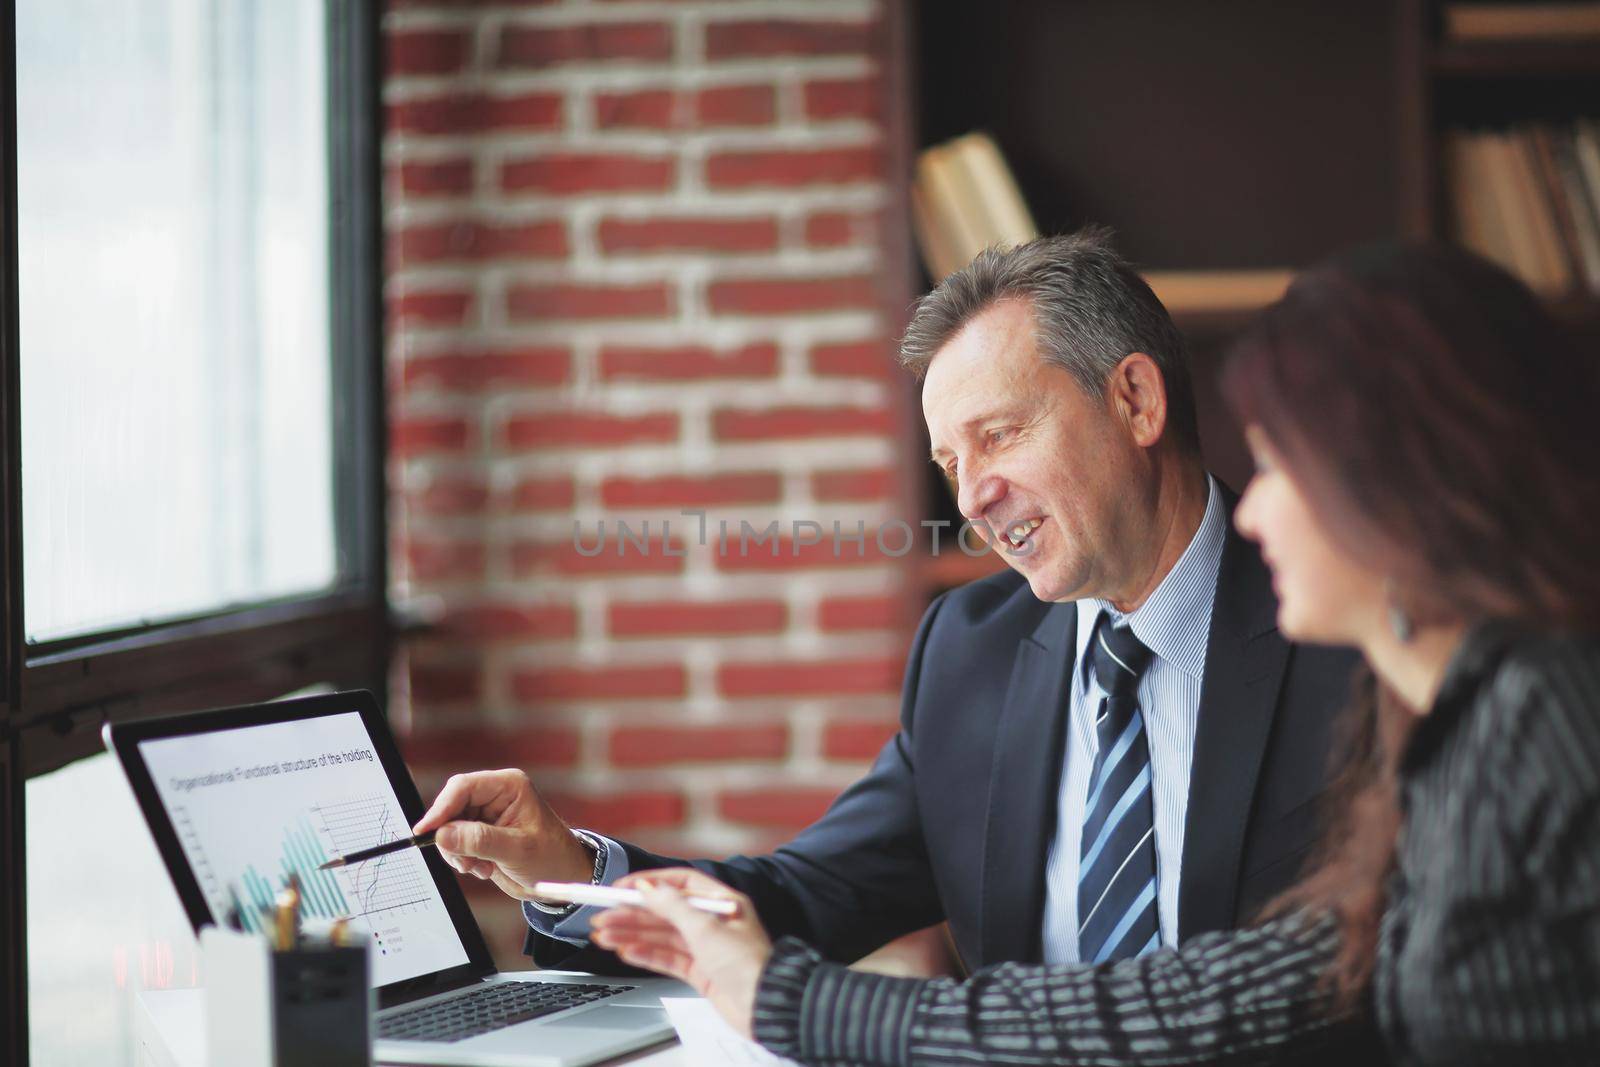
[413,230,1355,974]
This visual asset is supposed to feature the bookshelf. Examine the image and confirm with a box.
[1432,40,1600,76]
[1141,271,1294,329]
[1403,2,1600,300]
[901,0,1600,596]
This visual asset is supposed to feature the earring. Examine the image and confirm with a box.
[1388,601,1414,643]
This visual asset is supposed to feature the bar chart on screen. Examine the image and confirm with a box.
[140,709,470,984]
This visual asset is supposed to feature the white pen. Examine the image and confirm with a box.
[531,881,739,916]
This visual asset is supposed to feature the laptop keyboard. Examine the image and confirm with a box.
[380,981,635,1043]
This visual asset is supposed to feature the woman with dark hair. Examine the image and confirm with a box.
[587,243,1600,1066]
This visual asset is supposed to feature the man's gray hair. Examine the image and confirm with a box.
[900,228,1199,450]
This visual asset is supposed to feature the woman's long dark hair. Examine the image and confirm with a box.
[1221,243,1600,1003]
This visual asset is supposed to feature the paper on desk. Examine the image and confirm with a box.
[660,998,802,1067]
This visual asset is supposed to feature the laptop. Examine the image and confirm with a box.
[104,690,689,1067]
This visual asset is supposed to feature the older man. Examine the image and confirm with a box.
[414,230,1354,973]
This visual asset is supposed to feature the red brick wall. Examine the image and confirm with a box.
[382,0,918,963]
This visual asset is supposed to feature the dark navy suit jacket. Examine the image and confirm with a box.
[526,493,1357,973]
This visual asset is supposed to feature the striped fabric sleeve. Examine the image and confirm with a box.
[754,936,930,1062]
[753,913,1352,1066]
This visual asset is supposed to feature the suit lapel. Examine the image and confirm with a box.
[979,601,1076,967]
[1177,518,1289,941]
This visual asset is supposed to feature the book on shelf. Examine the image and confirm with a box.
[911,132,1038,282]
[1529,127,1600,289]
[1572,122,1600,284]
[910,132,1293,318]
[1503,131,1572,291]
[1444,3,1600,41]
[1553,128,1600,288]
[1447,123,1600,295]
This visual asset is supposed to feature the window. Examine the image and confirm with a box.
[17,0,337,642]
[0,3,386,1064]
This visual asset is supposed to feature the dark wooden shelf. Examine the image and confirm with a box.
[1545,290,1600,322]
[1144,270,1294,332]
[1432,41,1600,78]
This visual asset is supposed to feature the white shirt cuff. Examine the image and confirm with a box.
[520,832,629,943]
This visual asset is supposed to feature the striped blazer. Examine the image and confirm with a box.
[752,623,1600,1066]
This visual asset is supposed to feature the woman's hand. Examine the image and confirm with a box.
[589,868,773,1039]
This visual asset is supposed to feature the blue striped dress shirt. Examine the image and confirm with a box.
[1040,475,1225,964]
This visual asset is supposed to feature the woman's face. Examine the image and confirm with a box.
[1234,426,1387,646]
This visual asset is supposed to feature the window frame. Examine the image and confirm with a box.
[0,2,388,1061]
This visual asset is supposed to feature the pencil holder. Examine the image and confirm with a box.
[201,926,372,1066]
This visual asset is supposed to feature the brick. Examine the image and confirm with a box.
[401,726,581,769]
[812,467,893,502]
[610,724,789,767]
[443,603,578,641]
[706,147,881,189]
[389,288,474,326]
[396,219,570,265]
[392,414,474,456]
[818,593,901,631]
[597,216,778,256]
[403,348,571,393]
[712,405,895,441]
[713,535,891,572]
[506,281,674,321]
[704,19,876,59]
[510,476,576,512]
[502,153,675,196]
[503,410,678,449]
[599,342,778,382]
[594,88,678,130]
[388,27,472,77]
[514,536,689,577]
[398,157,474,196]
[694,84,776,126]
[822,719,899,760]
[804,210,878,249]
[513,664,687,702]
[413,475,490,517]
[708,275,877,315]
[804,76,882,121]
[718,657,902,697]
[716,787,840,829]
[608,598,788,637]
[389,91,564,136]
[497,22,673,68]
[406,539,486,582]
[601,472,781,508]
[803,211,853,248]
[409,661,481,704]
[544,791,686,833]
[809,339,893,377]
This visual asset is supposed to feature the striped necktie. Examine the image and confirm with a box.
[1077,612,1161,963]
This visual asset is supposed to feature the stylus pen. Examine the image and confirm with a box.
[318,830,438,870]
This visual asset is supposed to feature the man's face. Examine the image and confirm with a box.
[923,298,1147,603]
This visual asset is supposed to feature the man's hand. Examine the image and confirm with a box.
[412,769,593,903]
[590,869,772,1039]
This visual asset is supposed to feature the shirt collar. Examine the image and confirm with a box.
[1075,474,1227,686]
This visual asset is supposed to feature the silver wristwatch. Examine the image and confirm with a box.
[526,829,605,916]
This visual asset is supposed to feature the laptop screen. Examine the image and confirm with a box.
[137,709,471,987]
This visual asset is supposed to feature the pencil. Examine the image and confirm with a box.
[318,830,438,870]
